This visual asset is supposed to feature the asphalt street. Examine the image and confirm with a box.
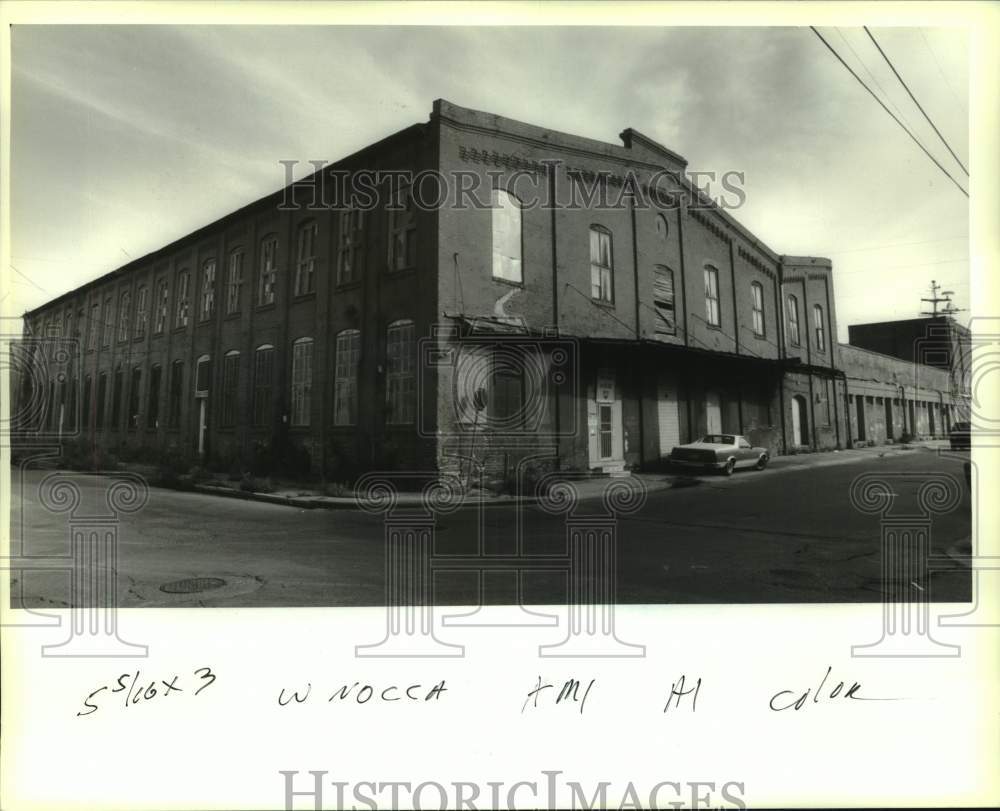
[9,449,972,607]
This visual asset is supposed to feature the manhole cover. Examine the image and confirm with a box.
[160,577,227,594]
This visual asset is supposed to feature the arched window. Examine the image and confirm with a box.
[83,374,93,430]
[491,189,522,283]
[258,235,278,306]
[200,259,217,321]
[290,337,314,426]
[226,249,244,315]
[813,304,826,352]
[655,213,669,240]
[337,210,365,285]
[253,344,275,426]
[295,220,317,295]
[704,265,720,326]
[168,360,183,428]
[174,272,190,328]
[334,329,361,426]
[118,290,131,342]
[195,354,212,396]
[127,367,141,429]
[147,364,162,429]
[786,295,800,346]
[589,225,613,303]
[134,285,148,338]
[386,319,415,424]
[653,265,676,336]
[750,282,765,337]
[221,350,240,427]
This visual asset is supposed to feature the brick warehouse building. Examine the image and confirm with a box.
[15,100,964,480]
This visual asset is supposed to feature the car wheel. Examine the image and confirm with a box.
[755,453,768,470]
[723,458,735,476]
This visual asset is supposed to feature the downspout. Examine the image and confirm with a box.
[676,198,692,441]
[728,239,742,432]
[549,161,562,468]
[801,277,818,449]
[774,265,787,455]
[629,195,644,468]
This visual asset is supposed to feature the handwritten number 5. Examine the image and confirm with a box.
[193,666,216,696]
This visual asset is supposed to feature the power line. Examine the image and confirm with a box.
[834,27,917,134]
[919,28,968,116]
[863,26,969,177]
[809,27,969,199]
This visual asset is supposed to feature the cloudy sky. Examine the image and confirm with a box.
[10,24,969,340]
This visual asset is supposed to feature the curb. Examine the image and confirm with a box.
[191,483,541,511]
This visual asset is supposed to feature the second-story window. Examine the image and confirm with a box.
[589,226,613,303]
[786,294,801,346]
[154,280,169,334]
[118,291,131,343]
[295,221,317,296]
[814,304,826,352]
[258,236,277,306]
[751,282,765,337]
[175,272,190,328]
[704,265,720,327]
[337,209,365,284]
[226,250,243,315]
[653,265,676,336]
[102,296,114,348]
[88,302,100,351]
[134,286,148,339]
[386,319,415,424]
[492,189,522,284]
[387,183,416,271]
[200,259,216,321]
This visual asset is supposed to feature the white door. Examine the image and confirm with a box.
[657,382,680,456]
[588,371,624,467]
[705,391,722,434]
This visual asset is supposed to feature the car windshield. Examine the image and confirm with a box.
[702,434,735,444]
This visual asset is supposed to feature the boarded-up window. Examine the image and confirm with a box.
[653,265,675,336]
[491,189,522,283]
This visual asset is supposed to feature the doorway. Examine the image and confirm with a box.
[856,395,866,442]
[588,370,624,468]
[792,394,809,446]
[884,398,894,441]
[705,390,722,434]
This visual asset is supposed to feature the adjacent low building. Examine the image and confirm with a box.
[14,100,966,480]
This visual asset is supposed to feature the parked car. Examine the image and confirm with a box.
[668,434,769,476]
[949,421,971,451]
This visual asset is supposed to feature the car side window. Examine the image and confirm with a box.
[739,438,750,449]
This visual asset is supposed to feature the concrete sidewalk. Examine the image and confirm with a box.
[184,439,954,511]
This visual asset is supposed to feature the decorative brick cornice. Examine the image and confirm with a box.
[737,245,776,280]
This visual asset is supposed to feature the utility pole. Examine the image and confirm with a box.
[920,279,964,319]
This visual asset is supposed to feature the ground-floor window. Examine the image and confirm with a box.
[386,320,415,425]
[334,329,360,426]
[168,361,183,429]
[253,345,275,427]
[148,365,162,429]
[290,337,313,427]
[221,351,240,427]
